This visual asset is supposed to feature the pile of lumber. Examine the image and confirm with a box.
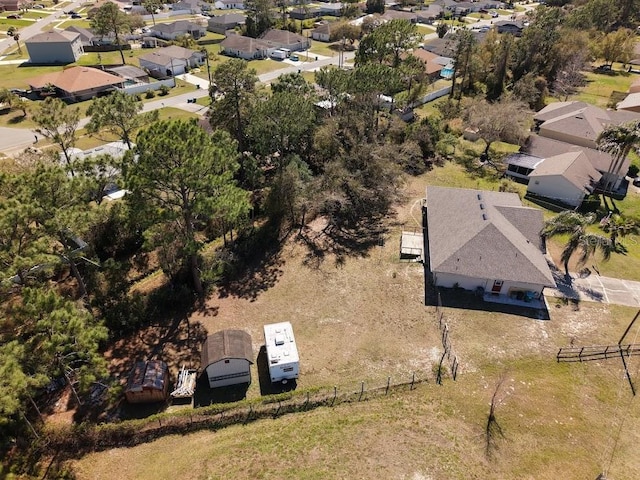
[170,366,197,398]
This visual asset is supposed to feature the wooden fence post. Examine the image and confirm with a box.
[332,385,337,406]
[386,376,391,395]
[410,372,415,390]
[359,381,364,401]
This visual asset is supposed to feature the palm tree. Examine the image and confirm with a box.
[541,211,612,276]
[600,213,639,251]
[597,120,640,195]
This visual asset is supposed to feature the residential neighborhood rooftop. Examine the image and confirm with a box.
[425,186,555,287]
[28,66,124,93]
[529,151,602,192]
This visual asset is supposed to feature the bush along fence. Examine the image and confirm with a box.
[42,373,430,457]
[435,289,459,383]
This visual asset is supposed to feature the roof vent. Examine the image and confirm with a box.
[479,203,485,210]
[482,213,488,220]
[477,193,482,200]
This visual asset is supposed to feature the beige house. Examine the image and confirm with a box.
[26,31,84,64]
[259,29,310,52]
[425,186,555,307]
[534,101,640,149]
[311,23,332,42]
[527,151,602,208]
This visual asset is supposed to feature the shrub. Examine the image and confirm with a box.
[627,164,639,178]
[145,89,155,99]
[159,85,170,96]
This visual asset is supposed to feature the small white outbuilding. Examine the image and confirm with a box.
[201,330,253,389]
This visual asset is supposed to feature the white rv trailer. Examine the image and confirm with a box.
[263,321,299,384]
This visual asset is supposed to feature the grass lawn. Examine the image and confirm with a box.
[308,40,340,58]
[0,63,62,90]
[155,106,199,122]
[20,11,51,19]
[416,25,435,35]
[0,18,34,28]
[572,70,635,108]
[70,168,640,478]
[54,19,92,29]
[248,58,289,75]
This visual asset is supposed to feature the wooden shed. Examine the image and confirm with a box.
[124,360,170,404]
[201,330,253,388]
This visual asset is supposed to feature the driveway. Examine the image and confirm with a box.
[546,270,640,308]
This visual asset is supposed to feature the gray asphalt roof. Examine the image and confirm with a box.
[529,151,602,192]
[425,186,555,287]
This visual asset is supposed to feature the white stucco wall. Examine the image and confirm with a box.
[433,272,545,297]
[527,175,585,208]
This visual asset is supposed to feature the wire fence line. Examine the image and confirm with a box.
[435,290,459,383]
[43,372,432,456]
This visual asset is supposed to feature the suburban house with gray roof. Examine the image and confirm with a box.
[138,46,205,77]
[311,23,332,42]
[528,101,640,199]
[259,29,310,52]
[425,186,555,306]
[220,34,277,60]
[149,20,206,40]
[214,0,244,8]
[207,13,246,34]
[25,31,84,64]
[526,151,602,209]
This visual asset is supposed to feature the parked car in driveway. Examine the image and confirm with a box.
[71,13,82,18]
[7,14,21,19]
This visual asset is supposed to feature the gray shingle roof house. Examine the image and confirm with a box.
[259,29,310,51]
[207,13,246,34]
[64,26,97,47]
[425,186,555,304]
[25,31,84,64]
[139,46,205,77]
[527,151,602,208]
[531,101,640,198]
[149,20,206,40]
[220,34,277,60]
[311,22,332,42]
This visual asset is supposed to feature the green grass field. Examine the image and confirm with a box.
[572,69,635,108]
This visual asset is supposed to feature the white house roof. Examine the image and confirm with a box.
[426,186,555,287]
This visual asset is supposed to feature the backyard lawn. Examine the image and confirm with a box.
[70,167,640,479]
[572,69,636,108]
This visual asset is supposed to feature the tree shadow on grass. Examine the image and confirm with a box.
[8,114,27,125]
[216,221,285,302]
[297,216,388,269]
